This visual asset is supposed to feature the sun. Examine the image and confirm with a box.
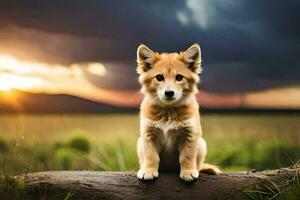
[0,83,17,103]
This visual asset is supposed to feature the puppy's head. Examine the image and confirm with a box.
[137,44,202,106]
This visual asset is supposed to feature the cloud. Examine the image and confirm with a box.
[186,0,209,29]
[0,0,299,93]
[0,24,133,64]
[176,11,189,26]
[0,53,106,92]
[177,0,240,29]
[85,63,107,77]
[0,24,140,90]
[0,53,143,106]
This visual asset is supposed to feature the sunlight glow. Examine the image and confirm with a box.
[0,73,43,91]
[0,83,11,91]
[87,63,107,76]
[0,54,83,76]
[0,54,107,92]
[71,62,107,77]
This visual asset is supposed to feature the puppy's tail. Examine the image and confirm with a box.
[199,163,221,175]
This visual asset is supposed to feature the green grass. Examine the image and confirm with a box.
[0,174,77,200]
[0,113,299,175]
[0,174,25,199]
[243,162,300,200]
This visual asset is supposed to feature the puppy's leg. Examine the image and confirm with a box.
[179,133,199,182]
[196,137,207,171]
[137,133,160,180]
[137,137,144,170]
[197,137,221,174]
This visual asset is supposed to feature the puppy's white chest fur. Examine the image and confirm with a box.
[141,117,196,135]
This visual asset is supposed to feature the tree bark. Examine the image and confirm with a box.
[14,167,298,200]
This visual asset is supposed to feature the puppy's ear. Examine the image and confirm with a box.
[136,44,159,74]
[181,44,202,74]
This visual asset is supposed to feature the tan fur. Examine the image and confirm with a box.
[136,44,220,182]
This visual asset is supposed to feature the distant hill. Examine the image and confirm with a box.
[0,90,137,113]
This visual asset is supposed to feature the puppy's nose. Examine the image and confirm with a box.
[165,90,174,99]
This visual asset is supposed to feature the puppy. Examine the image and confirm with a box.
[136,44,220,182]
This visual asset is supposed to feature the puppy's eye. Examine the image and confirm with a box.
[175,74,183,81]
[155,74,164,82]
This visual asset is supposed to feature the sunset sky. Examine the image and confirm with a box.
[0,0,299,109]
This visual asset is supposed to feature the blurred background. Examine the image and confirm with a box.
[0,0,299,175]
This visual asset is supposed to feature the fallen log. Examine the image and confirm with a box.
[2,166,299,200]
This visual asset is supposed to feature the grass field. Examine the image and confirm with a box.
[0,113,299,175]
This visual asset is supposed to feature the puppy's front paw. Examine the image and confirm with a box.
[180,169,199,182]
[137,168,159,180]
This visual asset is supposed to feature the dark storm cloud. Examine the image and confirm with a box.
[0,0,299,92]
